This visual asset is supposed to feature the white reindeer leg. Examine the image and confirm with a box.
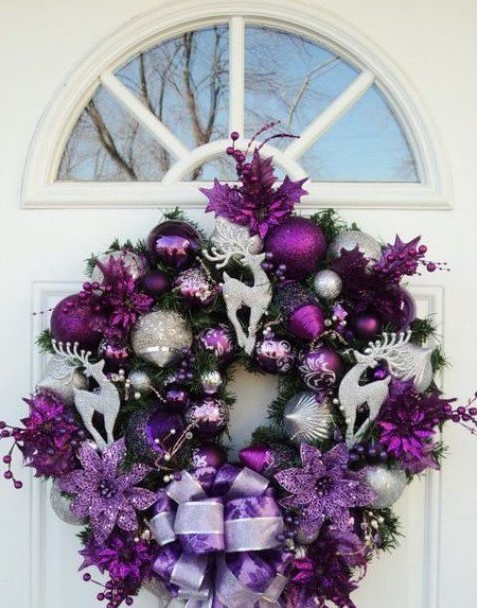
[75,400,107,450]
[103,402,120,445]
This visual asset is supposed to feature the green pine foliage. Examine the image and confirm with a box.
[36,329,54,354]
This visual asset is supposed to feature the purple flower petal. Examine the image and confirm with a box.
[125,487,157,511]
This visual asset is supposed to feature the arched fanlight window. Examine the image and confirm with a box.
[23,4,450,209]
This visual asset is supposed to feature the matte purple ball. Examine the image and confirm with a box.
[298,346,344,391]
[50,294,106,351]
[147,220,201,270]
[191,445,226,469]
[353,312,382,340]
[186,398,229,437]
[264,217,327,280]
[141,270,170,297]
[198,325,234,363]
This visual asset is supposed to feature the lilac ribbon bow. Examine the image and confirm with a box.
[149,465,289,608]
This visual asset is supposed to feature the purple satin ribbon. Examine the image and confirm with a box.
[150,465,289,608]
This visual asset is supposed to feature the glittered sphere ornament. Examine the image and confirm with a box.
[364,465,407,508]
[50,294,107,352]
[146,220,201,270]
[264,216,327,280]
[276,282,325,341]
[313,269,342,300]
[255,333,295,374]
[131,310,193,367]
[173,267,216,308]
[329,229,382,263]
[91,250,146,284]
[186,397,229,436]
[298,345,344,392]
[283,391,334,444]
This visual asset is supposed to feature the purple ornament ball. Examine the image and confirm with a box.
[264,217,326,280]
[191,444,227,470]
[197,324,235,364]
[164,387,191,411]
[141,270,170,297]
[276,283,325,341]
[50,294,106,352]
[126,403,184,465]
[186,397,229,437]
[174,268,216,308]
[147,220,201,270]
[98,338,130,373]
[298,346,344,392]
[353,312,382,340]
[255,334,295,374]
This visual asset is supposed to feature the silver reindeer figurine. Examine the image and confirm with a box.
[51,341,120,450]
[339,332,413,446]
[204,218,272,354]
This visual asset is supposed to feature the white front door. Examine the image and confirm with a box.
[1,2,476,608]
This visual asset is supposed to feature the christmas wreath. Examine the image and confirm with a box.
[1,129,476,608]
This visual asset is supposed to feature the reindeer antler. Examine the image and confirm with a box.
[362,331,412,361]
[51,340,92,368]
[203,217,262,269]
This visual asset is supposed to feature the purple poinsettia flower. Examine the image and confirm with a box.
[60,439,157,543]
[200,148,307,239]
[275,443,374,539]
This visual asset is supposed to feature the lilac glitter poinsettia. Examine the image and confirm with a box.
[275,443,375,539]
[200,147,307,239]
[60,439,157,543]
[80,529,157,597]
[17,390,85,478]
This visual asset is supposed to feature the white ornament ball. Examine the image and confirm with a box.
[329,230,382,263]
[313,270,342,300]
[91,251,146,283]
[365,466,407,508]
[50,480,87,526]
[200,370,223,395]
[283,391,334,445]
[131,310,193,368]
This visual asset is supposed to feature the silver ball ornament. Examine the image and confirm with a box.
[131,310,193,368]
[364,466,407,508]
[313,270,342,300]
[283,391,334,444]
[200,370,223,395]
[50,480,87,526]
[91,251,146,284]
[128,370,153,394]
[329,230,382,263]
[295,526,320,545]
[36,358,88,406]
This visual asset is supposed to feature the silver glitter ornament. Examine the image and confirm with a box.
[36,356,88,405]
[131,310,193,368]
[330,230,382,263]
[200,370,223,395]
[128,369,153,394]
[50,480,87,526]
[204,217,272,355]
[91,250,146,283]
[283,391,334,444]
[312,269,342,300]
[364,466,407,508]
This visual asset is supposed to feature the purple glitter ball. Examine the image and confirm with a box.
[164,387,191,411]
[140,270,170,297]
[255,334,295,374]
[264,217,326,280]
[191,444,227,469]
[197,324,235,363]
[353,311,382,340]
[186,397,229,437]
[174,268,216,308]
[146,220,201,270]
[126,404,184,464]
[50,294,107,351]
[298,346,344,392]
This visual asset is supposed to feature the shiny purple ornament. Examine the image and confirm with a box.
[191,444,227,470]
[185,397,229,437]
[197,324,234,363]
[353,311,382,340]
[164,387,190,412]
[239,444,295,476]
[276,283,325,341]
[255,334,295,374]
[147,220,201,270]
[50,294,106,351]
[98,338,130,372]
[264,217,326,280]
[174,267,216,308]
[298,346,344,392]
[126,403,184,464]
[140,270,170,297]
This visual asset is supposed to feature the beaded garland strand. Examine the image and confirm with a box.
[1,129,477,608]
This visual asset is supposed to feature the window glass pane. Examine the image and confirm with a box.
[58,87,169,181]
[116,26,229,149]
[244,26,358,146]
[299,85,419,182]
